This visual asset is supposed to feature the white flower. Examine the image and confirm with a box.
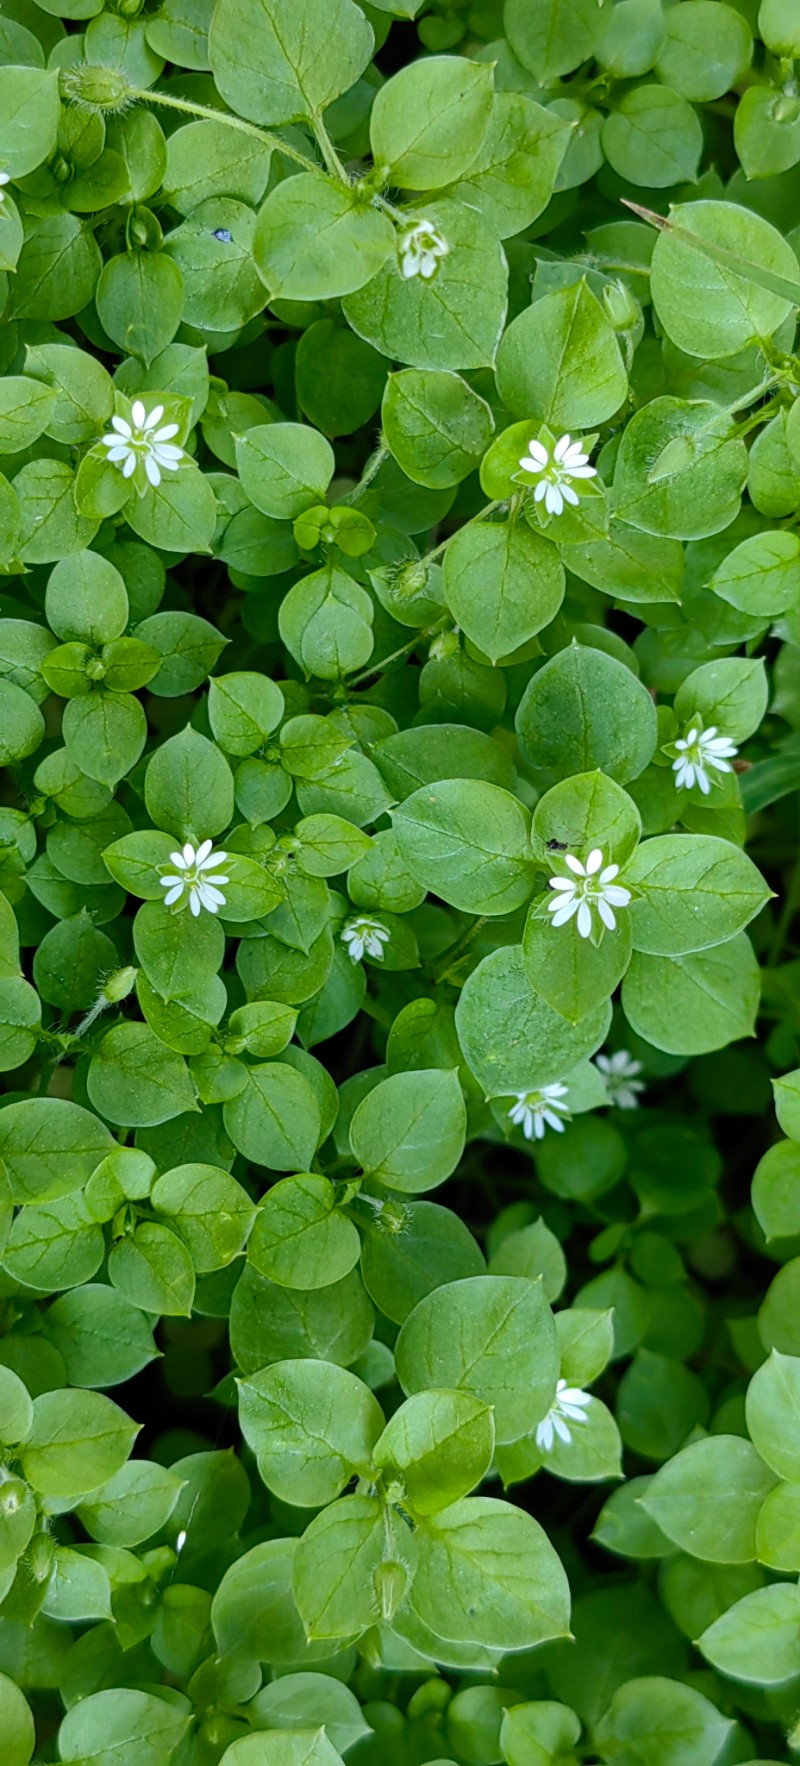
[536,1380,592,1452]
[671,725,738,795]
[595,1049,645,1110]
[159,840,229,917]
[100,400,184,488]
[398,219,449,281]
[508,1083,569,1141]
[0,172,9,206]
[518,432,597,517]
[341,916,390,962]
[547,848,631,940]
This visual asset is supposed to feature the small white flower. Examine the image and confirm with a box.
[536,1379,592,1452]
[595,1049,645,1110]
[0,172,10,206]
[671,725,738,796]
[100,399,184,488]
[547,848,631,940]
[341,916,390,962]
[518,432,597,517]
[159,840,229,917]
[398,218,449,282]
[508,1082,569,1141]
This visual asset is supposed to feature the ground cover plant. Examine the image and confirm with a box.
[6,0,800,1762]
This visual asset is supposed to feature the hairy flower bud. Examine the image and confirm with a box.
[59,63,133,115]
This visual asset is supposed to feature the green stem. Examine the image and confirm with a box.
[343,441,389,505]
[431,915,489,982]
[349,619,447,688]
[312,110,350,184]
[768,846,800,969]
[373,192,410,225]
[420,498,503,568]
[127,86,322,176]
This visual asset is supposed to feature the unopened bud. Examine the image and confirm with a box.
[428,628,459,663]
[29,1533,54,1583]
[373,1559,410,1622]
[102,966,138,1005]
[602,279,639,332]
[60,63,133,114]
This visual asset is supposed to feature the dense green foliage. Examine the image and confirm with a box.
[3,0,800,1761]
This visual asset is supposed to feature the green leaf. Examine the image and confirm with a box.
[209,0,373,124]
[360,1198,484,1324]
[208,671,284,756]
[108,1220,196,1316]
[621,938,760,1054]
[456,944,610,1095]
[594,1677,732,1766]
[443,518,564,663]
[626,835,771,955]
[603,86,703,188]
[0,376,57,454]
[239,1358,384,1505]
[393,779,535,915]
[343,199,508,373]
[43,1284,158,1389]
[641,1435,778,1563]
[369,57,493,189]
[78,1462,182,1548]
[278,562,373,681]
[395,1273,558,1444]
[163,118,272,213]
[0,66,60,175]
[235,423,334,520]
[408,1496,570,1653]
[293,1493,410,1640]
[145,725,234,840]
[698,1583,800,1686]
[88,1022,198,1127]
[612,397,748,539]
[382,369,494,490]
[349,1068,466,1194]
[248,1174,360,1290]
[650,199,800,358]
[455,92,571,239]
[20,1389,139,1499]
[96,252,184,367]
[253,175,395,304]
[708,529,800,618]
[58,1689,190,1766]
[219,1733,346,1766]
[516,644,657,784]
[505,0,605,82]
[496,281,627,429]
[245,1678,368,1757]
[212,1537,338,1666]
[0,1097,112,1205]
[745,1349,800,1480]
[0,1368,33,1446]
[151,1162,255,1271]
[373,1389,494,1515]
[223,1062,322,1171]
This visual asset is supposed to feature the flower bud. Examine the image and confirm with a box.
[428,628,460,662]
[602,279,640,332]
[373,1558,410,1622]
[102,966,138,1005]
[60,63,133,114]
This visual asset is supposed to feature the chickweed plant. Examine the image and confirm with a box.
[2,1,800,1762]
